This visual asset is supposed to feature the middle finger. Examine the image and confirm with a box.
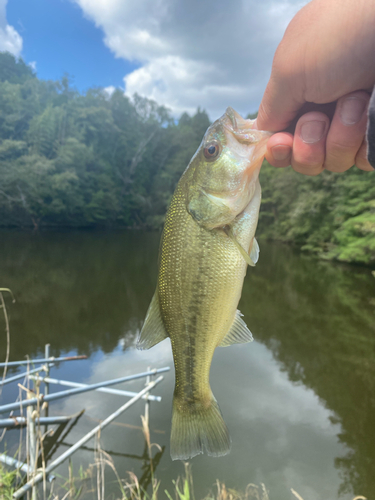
[291,112,329,176]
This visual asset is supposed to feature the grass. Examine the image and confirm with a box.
[0,461,22,500]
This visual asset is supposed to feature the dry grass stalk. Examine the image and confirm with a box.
[202,480,269,500]
[291,489,304,500]
[0,289,15,392]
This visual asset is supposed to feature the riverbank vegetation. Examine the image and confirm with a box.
[0,459,273,500]
[0,52,374,265]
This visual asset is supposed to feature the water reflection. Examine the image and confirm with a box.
[245,243,375,498]
[0,230,160,361]
[0,230,374,499]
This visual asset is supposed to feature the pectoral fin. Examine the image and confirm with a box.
[224,227,259,267]
[250,237,260,265]
[219,310,253,347]
[137,290,168,350]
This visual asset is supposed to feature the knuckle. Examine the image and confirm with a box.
[324,150,353,172]
[293,150,323,167]
[324,162,352,173]
[355,154,373,171]
[328,138,358,152]
[292,161,323,176]
[355,139,374,171]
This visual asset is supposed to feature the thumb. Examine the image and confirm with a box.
[256,75,305,132]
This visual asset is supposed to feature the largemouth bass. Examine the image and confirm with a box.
[138,108,271,460]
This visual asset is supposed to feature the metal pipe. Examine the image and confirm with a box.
[27,402,37,500]
[144,365,151,427]
[0,355,87,368]
[44,344,50,433]
[0,455,55,482]
[13,375,164,499]
[0,454,31,475]
[0,367,170,414]
[31,376,161,402]
[44,345,50,401]
[0,366,50,387]
[0,416,76,429]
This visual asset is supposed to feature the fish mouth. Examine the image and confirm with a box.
[223,107,272,167]
[224,107,272,145]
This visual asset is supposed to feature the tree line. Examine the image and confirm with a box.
[0,52,373,265]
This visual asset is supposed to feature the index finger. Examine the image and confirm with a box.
[257,73,304,132]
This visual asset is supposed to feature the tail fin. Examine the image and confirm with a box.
[170,394,231,461]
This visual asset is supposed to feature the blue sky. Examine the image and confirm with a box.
[7,0,137,91]
[1,0,308,119]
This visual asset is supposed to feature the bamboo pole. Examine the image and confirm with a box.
[13,375,164,499]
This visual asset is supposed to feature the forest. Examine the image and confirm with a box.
[0,52,374,265]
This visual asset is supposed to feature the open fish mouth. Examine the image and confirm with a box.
[223,107,272,145]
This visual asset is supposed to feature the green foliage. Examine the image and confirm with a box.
[0,51,373,264]
[0,52,35,84]
[258,162,375,264]
[0,51,210,231]
[0,461,22,499]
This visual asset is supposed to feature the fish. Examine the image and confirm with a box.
[137,107,271,460]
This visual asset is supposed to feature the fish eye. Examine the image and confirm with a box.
[203,141,221,161]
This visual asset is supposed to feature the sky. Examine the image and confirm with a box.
[1,0,308,120]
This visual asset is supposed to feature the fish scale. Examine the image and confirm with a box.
[161,180,246,401]
[137,107,271,460]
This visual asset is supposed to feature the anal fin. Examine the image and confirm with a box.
[137,289,168,350]
[219,310,253,347]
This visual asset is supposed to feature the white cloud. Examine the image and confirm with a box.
[103,85,116,98]
[28,61,37,71]
[74,0,308,119]
[0,0,22,57]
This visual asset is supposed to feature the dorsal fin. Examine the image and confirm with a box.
[219,310,253,347]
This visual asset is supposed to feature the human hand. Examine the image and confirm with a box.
[256,0,375,175]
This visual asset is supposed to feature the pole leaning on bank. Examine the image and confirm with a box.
[13,375,164,500]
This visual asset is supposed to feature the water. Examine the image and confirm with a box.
[0,229,374,499]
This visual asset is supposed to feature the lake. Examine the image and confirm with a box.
[0,229,374,500]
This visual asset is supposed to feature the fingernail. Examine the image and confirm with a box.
[300,121,327,143]
[340,97,367,125]
[271,145,291,161]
